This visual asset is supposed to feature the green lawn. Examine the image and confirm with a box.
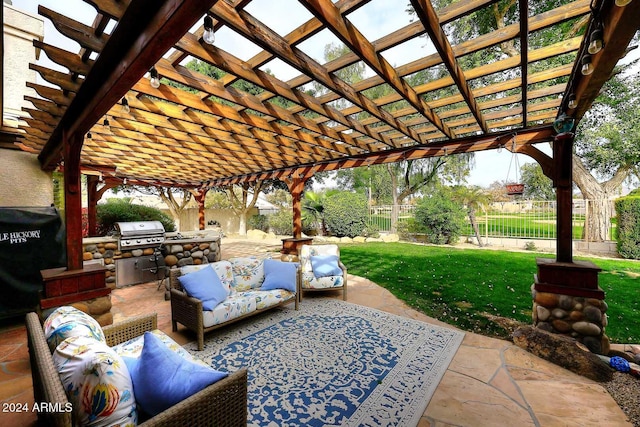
[340,242,640,343]
[462,213,585,239]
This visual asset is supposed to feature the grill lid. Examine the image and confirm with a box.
[115,221,165,237]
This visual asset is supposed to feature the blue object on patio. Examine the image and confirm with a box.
[261,259,297,292]
[610,356,630,372]
[178,265,228,310]
[310,254,342,278]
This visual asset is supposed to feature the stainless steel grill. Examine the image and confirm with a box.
[115,221,165,250]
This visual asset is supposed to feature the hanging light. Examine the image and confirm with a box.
[149,67,161,88]
[588,24,604,55]
[581,55,594,75]
[121,97,130,113]
[123,178,128,185]
[497,144,503,154]
[98,172,103,182]
[103,117,110,129]
[203,16,215,45]
[567,93,578,110]
[615,0,632,6]
[86,132,92,139]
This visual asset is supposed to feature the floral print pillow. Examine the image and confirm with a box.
[43,306,106,353]
[53,335,137,427]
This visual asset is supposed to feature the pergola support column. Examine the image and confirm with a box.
[530,132,607,354]
[281,175,312,260]
[63,130,84,270]
[193,188,207,230]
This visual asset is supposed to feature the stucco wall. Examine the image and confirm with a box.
[3,3,43,124]
[0,149,52,206]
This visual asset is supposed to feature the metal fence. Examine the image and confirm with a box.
[369,200,609,241]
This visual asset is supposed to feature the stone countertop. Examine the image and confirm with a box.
[83,236,117,244]
[163,232,221,245]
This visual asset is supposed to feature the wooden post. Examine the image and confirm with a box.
[62,130,84,270]
[553,132,574,263]
[285,177,307,239]
[193,188,207,230]
[86,175,99,237]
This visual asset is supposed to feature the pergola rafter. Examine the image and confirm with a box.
[11,0,635,194]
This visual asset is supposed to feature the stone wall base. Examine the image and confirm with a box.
[532,284,609,354]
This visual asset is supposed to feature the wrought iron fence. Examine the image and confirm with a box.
[369,200,611,241]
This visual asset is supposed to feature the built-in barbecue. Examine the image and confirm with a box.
[115,221,166,250]
[114,221,166,287]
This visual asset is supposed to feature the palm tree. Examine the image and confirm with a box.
[302,191,327,236]
[452,186,491,247]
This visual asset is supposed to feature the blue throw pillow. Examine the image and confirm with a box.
[261,259,297,293]
[178,265,228,310]
[310,254,342,277]
[129,332,228,417]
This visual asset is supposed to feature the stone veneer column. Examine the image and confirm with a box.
[532,258,608,354]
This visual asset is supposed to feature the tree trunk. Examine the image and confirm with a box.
[469,209,484,247]
[238,212,247,235]
[387,164,400,233]
[572,154,628,242]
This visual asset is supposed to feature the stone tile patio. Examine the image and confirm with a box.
[0,238,631,426]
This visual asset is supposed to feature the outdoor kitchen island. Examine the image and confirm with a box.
[82,231,221,291]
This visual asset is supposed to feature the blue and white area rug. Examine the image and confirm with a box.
[185,299,464,427]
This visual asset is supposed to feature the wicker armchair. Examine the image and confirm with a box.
[299,244,347,301]
[26,312,248,427]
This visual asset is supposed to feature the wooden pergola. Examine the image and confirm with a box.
[12,0,640,272]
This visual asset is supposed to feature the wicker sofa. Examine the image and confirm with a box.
[170,257,299,351]
[26,311,248,427]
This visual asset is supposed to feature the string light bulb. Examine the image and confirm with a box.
[103,117,110,131]
[615,0,632,6]
[203,16,215,45]
[588,25,604,55]
[567,94,577,110]
[121,97,130,113]
[123,178,127,185]
[149,67,160,88]
[581,55,594,76]
[86,132,92,139]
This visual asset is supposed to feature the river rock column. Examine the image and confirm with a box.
[532,258,608,354]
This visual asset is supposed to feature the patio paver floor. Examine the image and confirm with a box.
[0,238,631,426]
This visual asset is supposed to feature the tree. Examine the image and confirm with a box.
[520,163,555,200]
[452,185,491,247]
[574,70,640,241]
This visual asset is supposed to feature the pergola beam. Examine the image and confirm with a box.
[38,0,221,170]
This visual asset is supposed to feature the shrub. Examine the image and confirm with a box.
[413,193,465,244]
[615,195,640,259]
[247,214,268,232]
[267,209,293,235]
[323,192,368,238]
[97,199,176,235]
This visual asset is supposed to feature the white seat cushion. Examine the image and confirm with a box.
[202,293,257,328]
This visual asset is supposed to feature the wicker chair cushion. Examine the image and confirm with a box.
[111,329,208,367]
[261,259,297,292]
[229,257,265,291]
[52,335,137,427]
[128,332,227,417]
[178,266,229,310]
[310,254,342,278]
[43,306,106,352]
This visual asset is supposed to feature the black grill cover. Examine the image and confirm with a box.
[0,207,66,317]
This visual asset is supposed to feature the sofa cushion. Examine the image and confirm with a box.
[178,266,228,310]
[243,289,295,310]
[44,306,106,352]
[229,257,265,291]
[202,293,257,328]
[179,261,234,294]
[128,332,227,417]
[52,335,137,427]
[310,254,342,278]
[261,259,297,293]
